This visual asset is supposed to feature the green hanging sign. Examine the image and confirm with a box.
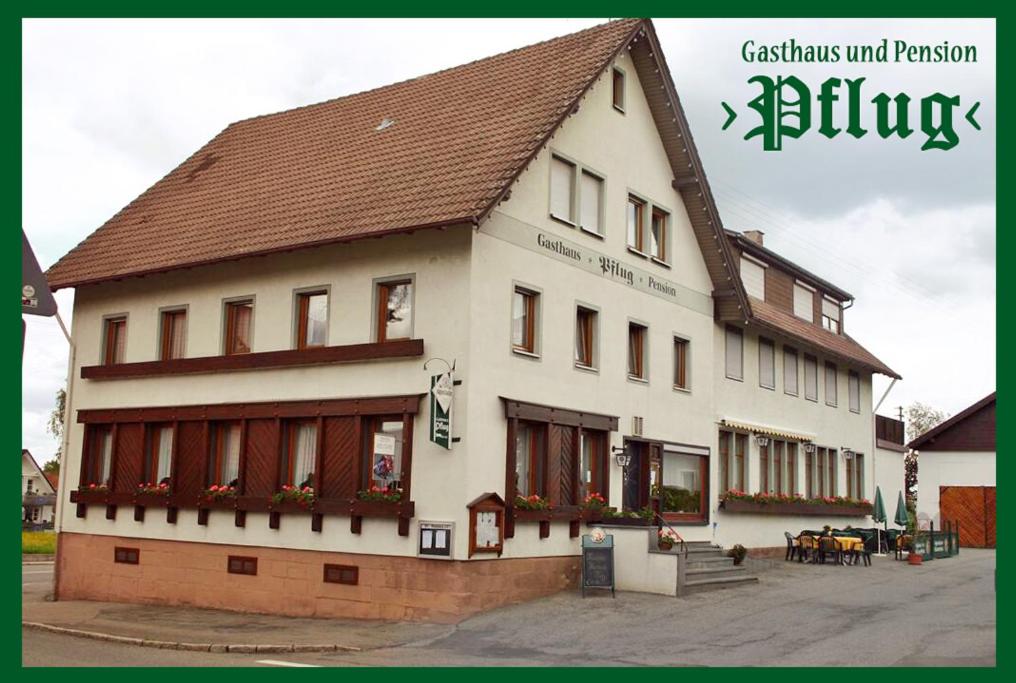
[429,371,453,450]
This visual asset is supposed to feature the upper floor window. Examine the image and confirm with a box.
[579,170,604,236]
[804,354,818,401]
[740,256,766,300]
[512,286,539,355]
[282,419,317,488]
[783,346,799,396]
[846,452,864,499]
[626,195,645,252]
[575,306,597,369]
[825,362,838,407]
[848,371,861,413]
[612,67,625,112]
[822,297,841,334]
[793,282,814,321]
[376,279,413,342]
[296,290,328,349]
[550,155,576,224]
[724,326,743,381]
[514,421,547,498]
[627,322,648,381]
[145,423,175,485]
[673,336,689,390]
[650,207,668,262]
[85,425,113,487]
[224,299,253,355]
[759,337,775,390]
[209,421,241,487]
[103,316,127,365]
[159,309,186,361]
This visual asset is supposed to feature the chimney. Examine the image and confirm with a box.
[743,230,765,246]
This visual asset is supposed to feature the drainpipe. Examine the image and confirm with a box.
[52,308,75,601]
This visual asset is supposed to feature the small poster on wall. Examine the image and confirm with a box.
[372,433,401,482]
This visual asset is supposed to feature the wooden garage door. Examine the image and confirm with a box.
[940,486,996,548]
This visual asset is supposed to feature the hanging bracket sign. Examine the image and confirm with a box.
[430,371,453,450]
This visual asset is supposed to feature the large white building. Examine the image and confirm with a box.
[46,19,899,621]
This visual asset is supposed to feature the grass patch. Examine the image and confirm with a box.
[22,531,56,554]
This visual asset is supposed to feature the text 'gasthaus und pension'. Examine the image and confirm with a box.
[742,38,977,64]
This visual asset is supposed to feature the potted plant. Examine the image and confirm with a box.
[579,492,607,521]
[202,484,237,502]
[271,484,315,508]
[658,527,679,551]
[727,544,747,565]
[514,494,551,511]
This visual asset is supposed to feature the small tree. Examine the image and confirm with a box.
[43,460,60,475]
[904,402,949,502]
[47,387,67,460]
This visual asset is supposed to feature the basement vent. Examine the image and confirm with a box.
[375,117,396,131]
[227,555,258,576]
[114,547,140,565]
[323,564,359,585]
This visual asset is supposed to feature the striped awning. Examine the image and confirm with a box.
[719,418,815,443]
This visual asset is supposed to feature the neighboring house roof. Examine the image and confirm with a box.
[907,391,996,451]
[749,297,900,379]
[46,19,644,290]
[726,229,853,301]
[45,471,60,491]
[21,449,57,495]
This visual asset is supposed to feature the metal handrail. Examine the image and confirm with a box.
[652,510,688,558]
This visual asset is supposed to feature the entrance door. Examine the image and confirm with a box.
[939,485,996,548]
[622,440,647,512]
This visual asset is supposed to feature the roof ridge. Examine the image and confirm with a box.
[231,18,642,128]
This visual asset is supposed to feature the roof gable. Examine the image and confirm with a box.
[908,392,996,451]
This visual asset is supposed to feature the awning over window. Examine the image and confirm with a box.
[719,418,815,443]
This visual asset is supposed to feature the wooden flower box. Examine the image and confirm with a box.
[597,516,654,527]
[720,499,873,517]
[70,489,108,505]
[349,499,415,518]
[511,508,553,523]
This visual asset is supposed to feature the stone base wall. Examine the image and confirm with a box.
[55,533,579,623]
[745,546,785,560]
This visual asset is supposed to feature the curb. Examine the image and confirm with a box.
[22,555,56,563]
[22,621,361,654]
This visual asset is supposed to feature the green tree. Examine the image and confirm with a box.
[43,460,59,475]
[904,402,949,501]
[47,387,66,459]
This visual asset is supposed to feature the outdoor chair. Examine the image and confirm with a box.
[895,534,913,561]
[784,531,801,561]
[817,536,841,565]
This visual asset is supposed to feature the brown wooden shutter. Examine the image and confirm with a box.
[321,416,358,499]
[174,421,206,497]
[113,423,143,492]
[243,418,279,496]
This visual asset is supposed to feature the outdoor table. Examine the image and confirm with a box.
[799,535,863,563]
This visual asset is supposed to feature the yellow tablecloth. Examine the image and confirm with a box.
[800,535,863,552]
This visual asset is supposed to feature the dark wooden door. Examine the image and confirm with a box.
[940,486,996,548]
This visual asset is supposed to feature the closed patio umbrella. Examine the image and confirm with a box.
[872,487,887,554]
[894,491,909,527]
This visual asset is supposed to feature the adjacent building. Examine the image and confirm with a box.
[45,18,899,621]
[22,449,56,528]
[909,392,995,548]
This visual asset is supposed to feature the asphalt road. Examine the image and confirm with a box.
[22,550,996,667]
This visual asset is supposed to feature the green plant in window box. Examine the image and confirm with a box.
[272,485,315,506]
[203,484,237,501]
[356,485,402,503]
[136,481,171,496]
[514,494,551,511]
[580,492,607,510]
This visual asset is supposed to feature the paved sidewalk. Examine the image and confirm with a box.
[24,598,451,653]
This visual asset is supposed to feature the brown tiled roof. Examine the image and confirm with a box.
[749,297,900,378]
[46,19,643,289]
[907,391,995,450]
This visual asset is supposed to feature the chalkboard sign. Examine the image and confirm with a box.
[581,533,615,597]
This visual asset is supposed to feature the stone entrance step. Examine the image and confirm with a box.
[682,573,759,595]
[676,543,759,595]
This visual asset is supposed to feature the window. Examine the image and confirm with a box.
[514,421,547,497]
[575,306,597,369]
[805,449,814,498]
[627,322,647,381]
[296,290,328,349]
[650,208,668,261]
[822,298,841,334]
[579,170,604,235]
[804,354,818,401]
[825,362,838,407]
[794,283,814,321]
[376,280,413,342]
[579,430,607,499]
[759,337,775,389]
[512,287,539,355]
[612,67,625,112]
[626,195,645,252]
[787,442,798,495]
[145,424,174,485]
[282,420,317,488]
[725,326,744,381]
[740,256,766,300]
[549,155,576,223]
[103,316,127,365]
[659,447,707,520]
[227,556,257,576]
[760,443,769,493]
[846,452,864,499]
[673,337,689,390]
[759,439,798,495]
[364,417,404,490]
[159,309,186,360]
[718,431,730,493]
[85,425,113,487]
[719,429,747,493]
[848,371,861,413]
[209,421,241,487]
[784,346,799,396]
[814,446,837,497]
[224,300,253,355]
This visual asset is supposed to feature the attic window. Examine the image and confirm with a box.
[612,68,626,112]
[375,118,396,131]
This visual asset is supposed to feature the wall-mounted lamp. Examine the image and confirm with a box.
[802,442,816,454]
[842,448,855,459]
[754,434,770,448]
[611,445,632,469]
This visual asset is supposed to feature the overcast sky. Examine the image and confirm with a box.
[22,18,995,464]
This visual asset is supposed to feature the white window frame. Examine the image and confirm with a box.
[549,151,606,238]
[740,255,767,300]
[725,326,744,382]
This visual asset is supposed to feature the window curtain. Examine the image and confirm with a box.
[156,426,174,482]
[512,292,526,347]
[233,305,252,353]
[111,320,126,363]
[292,423,316,486]
[222,423,241,484]
[515,424,531,496]
[575,314,588,364]
[99,431,112,486]
[169,314,185,358]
